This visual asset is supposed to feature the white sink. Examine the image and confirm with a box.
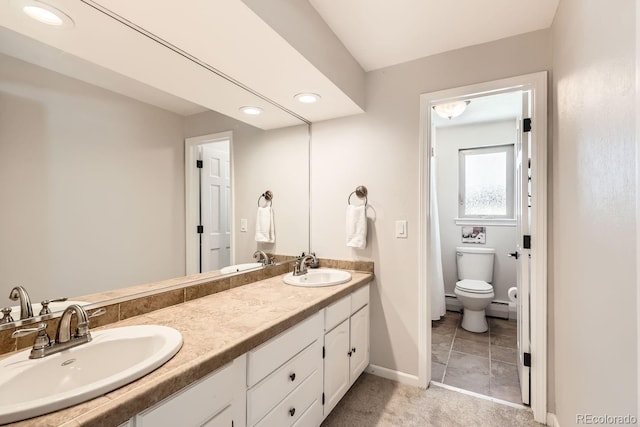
[10,300,89,321]
[220,262,262,274]
[0,324,183,424]
[283,268,352,287]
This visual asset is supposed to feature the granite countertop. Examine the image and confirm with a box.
[7,270,374,427]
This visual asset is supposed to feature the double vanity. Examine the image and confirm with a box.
[0,261,373,426]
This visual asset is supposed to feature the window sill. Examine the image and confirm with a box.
[454,218,517,227]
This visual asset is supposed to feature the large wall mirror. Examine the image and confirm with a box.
[0,7,310,324]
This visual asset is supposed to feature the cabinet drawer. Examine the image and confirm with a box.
[136,361,234,426]
[324,295,350,332]
[202,405,232,427]
[292,399,322,427]
[248,311,322,387]
[247,339,321,426]
[351,284,369,314]
[255,369,322,427]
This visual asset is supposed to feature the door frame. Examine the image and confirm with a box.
[417,72,548,423]
[185,131,234,275]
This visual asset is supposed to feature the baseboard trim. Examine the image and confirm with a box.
[546,413,560,427]
[365,364,421,387]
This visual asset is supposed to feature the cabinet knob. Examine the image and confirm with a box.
[352,347,356,354]
[289,407,296,417]
[347,350,352,357]
[289,372,296,382]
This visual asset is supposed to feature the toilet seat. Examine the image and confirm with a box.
[455,279,493,294]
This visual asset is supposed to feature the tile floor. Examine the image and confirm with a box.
[431,311,522,404]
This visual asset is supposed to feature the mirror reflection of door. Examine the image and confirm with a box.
[199,140,231,273]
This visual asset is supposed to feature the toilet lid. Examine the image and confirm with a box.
[456,279,493,294]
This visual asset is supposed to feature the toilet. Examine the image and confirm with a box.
[454,247,495,333]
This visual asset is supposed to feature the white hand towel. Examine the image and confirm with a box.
[255,206,275,243]
[346,204,367,249]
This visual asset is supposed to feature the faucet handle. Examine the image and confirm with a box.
[76,308,107,337]
[39,297,68,315]
[1,307,14,324]
[12,323,51,348]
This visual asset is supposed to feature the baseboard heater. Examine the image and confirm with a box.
[444,294,512,320]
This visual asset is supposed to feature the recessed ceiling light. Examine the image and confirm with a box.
[294,93,321,104]
[14,0,74,28]
[239,106,263,116]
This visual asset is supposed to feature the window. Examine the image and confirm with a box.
[458,144,514,221]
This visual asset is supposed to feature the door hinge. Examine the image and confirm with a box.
[322,392,325,405]
[524,352,531,367]
[196,160,203,168]
[523,118,532,132]
[523,235,531,249]
[322,346,325,359]
[197,225,204,234]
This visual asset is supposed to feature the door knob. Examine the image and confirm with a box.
[508,252,520,259]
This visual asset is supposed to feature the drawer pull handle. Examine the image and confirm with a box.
[289,372,296,381]
[289,407,296,417]
[347,350,352,357]
[352,347,356,354]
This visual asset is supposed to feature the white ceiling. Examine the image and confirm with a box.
[309,0,560,71]
[0,1,560,129]
[431,91,522,128]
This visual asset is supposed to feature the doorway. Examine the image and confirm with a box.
[418,72,548,423]
[185,132,233,275]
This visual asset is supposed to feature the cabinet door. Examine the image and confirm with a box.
[323,319,350,416]
[349,305,369,384]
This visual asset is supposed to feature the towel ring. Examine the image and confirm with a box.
[258,190,273,207]
[347,185,368,206]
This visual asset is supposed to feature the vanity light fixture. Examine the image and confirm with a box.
[294,93,321,104]
[432,100,470,120]
[239,106,263,116]
[16,0,74,28]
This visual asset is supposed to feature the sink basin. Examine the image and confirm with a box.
[10,300,89,321]
[0,324,183,424]
[283,268,352,287]
[220,262,262,274]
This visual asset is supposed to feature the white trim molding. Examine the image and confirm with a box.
[546,413,560,427]
[365,364,421,387]
[418,72,548,424]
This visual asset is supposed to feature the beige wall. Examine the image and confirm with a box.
[435,120,518,302]
[0,54,186,302]
[551,0,637,423]
[184,112,310,262]
[310,30,551,378]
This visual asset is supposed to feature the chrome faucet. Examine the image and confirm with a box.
[12,304,105,359]
[9,286,33,320]
[253,250,273,266]
[293,253,318,276]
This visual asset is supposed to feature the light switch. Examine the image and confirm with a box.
[240,218,248,232]
[395,220,408,238]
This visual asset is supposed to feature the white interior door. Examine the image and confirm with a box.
[200,141,231,272]
[514,91,531,405]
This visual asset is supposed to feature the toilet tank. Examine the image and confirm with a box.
[456,247,496,283]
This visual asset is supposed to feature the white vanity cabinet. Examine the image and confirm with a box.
[322,285,370,418]
[132,355,246,427]
[246,311,323,427]
[126,283,370,427]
